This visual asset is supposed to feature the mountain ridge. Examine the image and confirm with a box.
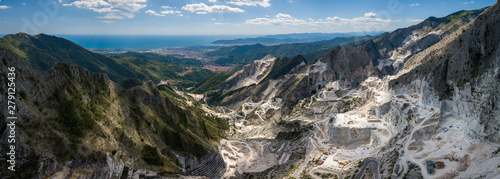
[0,47,228,178]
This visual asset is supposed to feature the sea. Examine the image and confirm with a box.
[0,34,254,49]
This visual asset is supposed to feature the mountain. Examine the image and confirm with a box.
[208,45,382,119]
[224,54,277,91]
[114,51,203,67]
[0,33,138,81]
[207,35,377,66]
[211,32,385,45]
[259,54,307,84]
[390,0,500,139]
[212,37,301,45]
[365,7,487,74]
[193,4,500,179]
[0,47,228,178]
[112,55,213,89]
[0,33,214,88]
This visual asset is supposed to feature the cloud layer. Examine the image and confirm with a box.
[145,9,163,16]
[246,12,395,29]
[63,0,147,19]
[227,0,271,7]
[182,3,244,14]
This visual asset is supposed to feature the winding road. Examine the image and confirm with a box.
[268,140,288,153]
[309,168,344,179]
[354,158,380,179]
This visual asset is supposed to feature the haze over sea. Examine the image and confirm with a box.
[0,34,251,49]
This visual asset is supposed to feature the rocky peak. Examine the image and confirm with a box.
[224,54,276,91]
[308,45,382,88]
[367,8,486,75]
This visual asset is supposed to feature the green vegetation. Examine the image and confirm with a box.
[206,35,376,65]
[119,78,143,89]
[205,85,248,105]
[175,68,214,89]
[113,54,214,89]
[189,65,242,94]
[115,51,203,67]
[157,85,185,100]
[0,33,138,81]
[0,33,214,89]
[160,107,228,157]
[112,55,182,82]
[50,77,108,139]
[427,7,487,28]
[260,55,307,84]
[120,167,129,179]
[373,32,389,43]
[142,144,163,166]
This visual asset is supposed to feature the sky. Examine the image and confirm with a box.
[0,0,496,35]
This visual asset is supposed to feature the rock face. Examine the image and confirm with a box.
[224,54,276,91]
[273,46,382,115]
[307,46,382,88]
[392,1,500,143]
[0,47,227,178]
[327,127,372,149]
[211,9,486,122]
[364,8,485,75]
[214,3,500,179]
[180,152,226,179]
[215,9,486,119]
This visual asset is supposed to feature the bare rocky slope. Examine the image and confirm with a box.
[207,3,500,179]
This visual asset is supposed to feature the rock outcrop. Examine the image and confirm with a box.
[0,47,227,178]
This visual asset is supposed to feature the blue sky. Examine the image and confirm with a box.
[0,0,496,35]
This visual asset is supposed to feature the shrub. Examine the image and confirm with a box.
[142,144,163,166]
[119,78,143,89]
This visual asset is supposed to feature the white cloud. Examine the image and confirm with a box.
[0,5,11,9]
[364,12,376,18]
[63,0,147,20]
[211,18,216,20]
[246,12,396,30]
[227,0,270,7]
[22,2,26,5]
[161,5,171,9]
[97,11,124,19]
[145,9,164,16]
[322,15,394,26]
[463,1,474,4]
[410,3,420,6]
[108,0,147,12]
[102,20,115,23]
[161,10,182,16]
[182,3,244,14]
[209,0,217,2]
[245,13,306,25]
[214,22,225,25]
